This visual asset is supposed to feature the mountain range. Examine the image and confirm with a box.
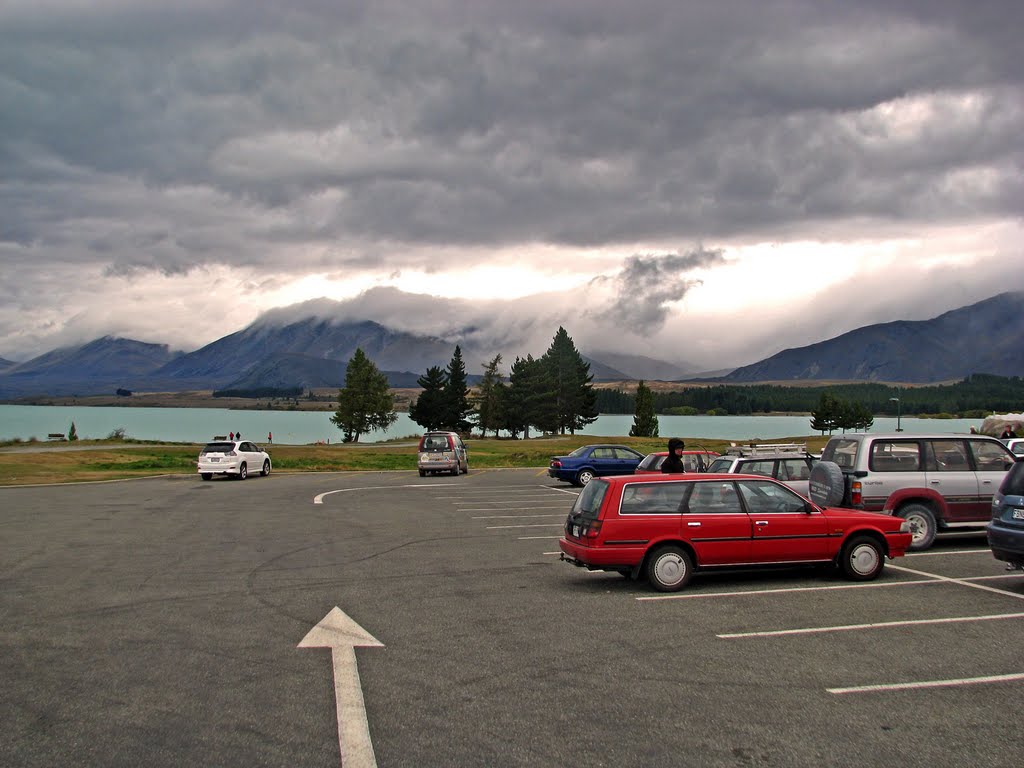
[0,291,1020,398]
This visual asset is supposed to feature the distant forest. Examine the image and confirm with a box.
[592,374,1024,417]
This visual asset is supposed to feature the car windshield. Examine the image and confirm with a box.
[571,479,608,521]
[201,442,234,454]
[821,438,860,469]
[1000,464,1024,496]
[706,458,732,473]
[421,435,450,451]
[636,454,665,471]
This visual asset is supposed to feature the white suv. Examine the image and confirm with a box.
[809,432,1016,550]
[198,440,272,481]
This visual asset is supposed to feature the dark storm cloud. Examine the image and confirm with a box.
[3,0,1022,262]
[0,0,1022,360]
[597,247,727,330]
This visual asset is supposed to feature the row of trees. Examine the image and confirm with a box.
[594,374,1024,417]
[331,343,1024,441]
[809,393,874,434]
[330,327,599,441]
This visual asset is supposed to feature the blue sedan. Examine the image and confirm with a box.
[548,444,646,486]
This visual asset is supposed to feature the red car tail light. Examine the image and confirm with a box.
[551,460,562,468]
[584,521,603,538]
[851,480,862,506]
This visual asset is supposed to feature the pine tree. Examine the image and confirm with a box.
[442,345,473,432]
[503,355,554,438]
[473,354,505,438]
[409,366,448,432]
[809,393,839,434]
[330,348,397,442]
[540,327,598,435]
[629,380,659,437]
[68,421,78,441]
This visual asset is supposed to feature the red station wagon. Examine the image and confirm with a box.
[559,474,912,592]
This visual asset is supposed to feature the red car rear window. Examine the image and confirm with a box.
[571,480,608,522]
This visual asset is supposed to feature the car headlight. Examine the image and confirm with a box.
[899,520,912,533]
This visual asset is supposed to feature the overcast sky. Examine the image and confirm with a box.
[1,0,1022,371]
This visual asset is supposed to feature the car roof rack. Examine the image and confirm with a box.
[725,442,808,456]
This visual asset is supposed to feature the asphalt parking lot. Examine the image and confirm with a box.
[2,467,1022,767]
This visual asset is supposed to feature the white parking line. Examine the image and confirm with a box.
[486,523,564,529]
[472,514,565,519]
[452,497,566,503]
[463,506,567,512]
[828,672,1024,695]
[888,563,1024,600]
[718,611,1024,638]
[638,579,942,602]
[906,548,992,557]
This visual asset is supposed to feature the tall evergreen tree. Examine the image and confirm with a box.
[503,355,555,438]
[809,393,839,434]
[442,345,473,432]
[330,348,397,442]
[473,354,505,438]
[409,365,448,432]
[629,380,659,437]
[540,327,598,435]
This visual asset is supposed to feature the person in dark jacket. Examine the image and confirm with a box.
[661,438,687,473]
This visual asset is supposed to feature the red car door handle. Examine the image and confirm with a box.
[755,520,768,526]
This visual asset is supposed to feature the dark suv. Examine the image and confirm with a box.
[988,459,1024,570]
[810,432,1016,550]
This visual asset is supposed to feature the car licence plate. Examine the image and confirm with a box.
[1013,509,1024,520]
[210,457,220,462]
[572,525,580,537]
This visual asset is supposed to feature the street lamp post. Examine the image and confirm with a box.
[889,397,902,432]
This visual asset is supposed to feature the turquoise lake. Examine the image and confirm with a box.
[0,404,983,445]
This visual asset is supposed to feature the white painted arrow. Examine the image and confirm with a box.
[299,607,385,768]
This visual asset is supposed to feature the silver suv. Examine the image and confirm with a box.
[705,443,818,497]
[809,432,1016,550]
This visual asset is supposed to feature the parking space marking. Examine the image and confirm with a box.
[450,499,561,505]
[827,672,1024,695]
[906,548,992,557]
[889,563,1024,600]
[639,579,942,602]
[519,536,562,540]
[472,514,565,519]
[718,611,1024,639]
[486,523,564,530]
[463,506,568,512]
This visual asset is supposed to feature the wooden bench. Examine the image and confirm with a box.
[47,433,67,441]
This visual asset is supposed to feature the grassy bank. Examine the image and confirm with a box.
[0,434,831,486]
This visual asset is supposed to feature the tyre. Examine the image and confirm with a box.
[897,503,937,550]
[809,461,846,507]
[260,460,271,477]
[839,535,884,580]
[451,465,459,476]
[201,473,212,481]
[575,469,595,487]
[645,546,694,592]
[419,470,426,477]
[237,463,247,480]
